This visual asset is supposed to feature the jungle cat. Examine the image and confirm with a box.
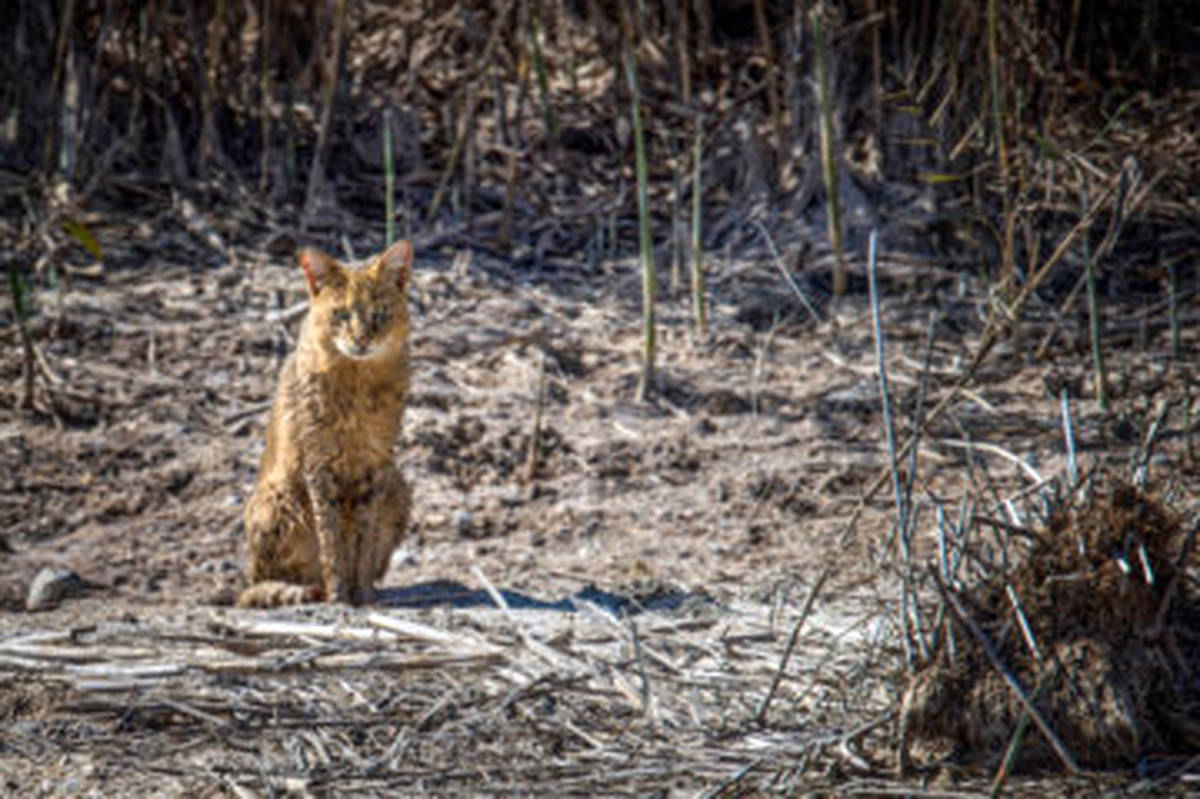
[238,241,413,608]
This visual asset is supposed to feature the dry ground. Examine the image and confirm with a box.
[2,203,1198,795]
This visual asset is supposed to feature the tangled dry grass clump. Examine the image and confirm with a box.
[902,480,1200,771]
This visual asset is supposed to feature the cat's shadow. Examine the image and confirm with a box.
[373,579,709,617]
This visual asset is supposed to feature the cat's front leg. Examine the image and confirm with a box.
[347,472,382,606]
[349,467,410,606]
[305,467,349,602]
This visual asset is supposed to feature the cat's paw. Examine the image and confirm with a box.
[323,580,348,604]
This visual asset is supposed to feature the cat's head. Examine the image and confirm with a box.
[297,240,412,360]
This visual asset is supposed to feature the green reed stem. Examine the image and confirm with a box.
[812,7,846,296]
[383,108,395,247]
[690,123,707,339]
[625,47,656,401]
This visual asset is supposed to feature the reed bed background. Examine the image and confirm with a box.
[3,1,1195,298]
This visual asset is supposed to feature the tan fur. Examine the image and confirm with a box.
[238,241,414,608]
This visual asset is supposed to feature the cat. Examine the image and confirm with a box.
[237,240,413,608]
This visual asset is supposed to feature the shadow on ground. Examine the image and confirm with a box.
[375,579,711,616]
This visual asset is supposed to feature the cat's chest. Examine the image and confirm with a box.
[284,355,407,460]
[299,392,401,479]
[320,379,403,440]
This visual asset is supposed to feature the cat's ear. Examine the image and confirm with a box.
[375,239,412,292]
[297,248,344,296]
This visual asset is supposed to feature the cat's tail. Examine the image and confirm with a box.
[237,581,325,608]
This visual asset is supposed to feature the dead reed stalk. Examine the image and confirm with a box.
[624,43,656,401]
[689,122,707,339]
[302,0,348,225]
[811,5,847,297]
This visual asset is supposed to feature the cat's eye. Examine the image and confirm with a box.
[372,309,391,327]
[332,309,351,323]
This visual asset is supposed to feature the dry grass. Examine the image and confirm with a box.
[0,588,899,794]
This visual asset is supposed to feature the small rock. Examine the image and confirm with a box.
[389,547,416,570]
[26,567,86,612]
[498,489,524,508]
[208,587,238,607]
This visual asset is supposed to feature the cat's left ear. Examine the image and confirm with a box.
[375,239,412,292]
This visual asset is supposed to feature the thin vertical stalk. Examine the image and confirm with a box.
[690,122,707,339]
[1144,0,1159,74]
[670,144,682,294]
[259,0,272,195]
[873,229,902,527]
[676,0,691,106]
[1185,384,1195,467]
[303,0,348,224]
[513,3,531,153]
[383,108,396,247]
[427,90,475,222]
[1168,257,1180,368]
[1064,0,1082,69]
[129,3,149,142]
[184,0,216,173]
[58,46,77,177]
[811,5,846,296]
[694,0,711,67]
[44,0,79,175]
[462,86,476,228]
[528,4,556,141]
[989,678,1047,797]
[283,41,296,192]
[904,311,937,533]
[868,0,882,131]
[202,0,226,168]
[784,7,801,143]
[8,262,36,409]
[625,46,656,401]
[1082,185,1107,409]
[502,148,517,248]
[524,351,547,484]
[1061,388,1079,486]
[987,0,1010,246]
[869,229,915,667]
[753,0,781,179]
[868,230,906,549]
[494,74,510,147]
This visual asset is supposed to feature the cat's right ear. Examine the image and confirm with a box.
[375,239,413,292]
[297,249,343,297]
